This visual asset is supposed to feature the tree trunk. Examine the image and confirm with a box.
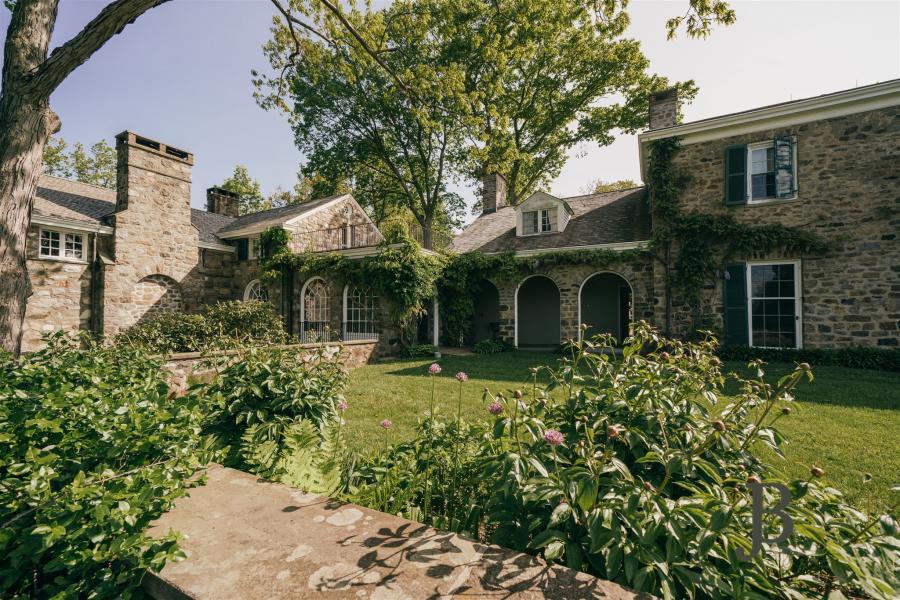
[0,0,170,354]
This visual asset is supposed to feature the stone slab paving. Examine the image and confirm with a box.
[145,465,652,599]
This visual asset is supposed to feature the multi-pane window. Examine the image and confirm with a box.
[523,209,554,234]
[39,229,84,260]
[344,286,378,341]
[248,236,261,260]
[749,262,799,348]
[749,145,776,200]
[243,279,268,302]
[301,278,330,341]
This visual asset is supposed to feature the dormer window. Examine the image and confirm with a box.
[523,209,555,234]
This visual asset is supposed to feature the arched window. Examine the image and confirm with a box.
[343,285,378,341]
[300,277,330,341]
[243,279,268,302]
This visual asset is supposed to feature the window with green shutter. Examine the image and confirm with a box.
[723,263,748,346]
[724,145,747,205]
[774,137,795,199]
[236,238,249,261]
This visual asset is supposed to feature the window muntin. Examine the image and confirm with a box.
[748,262,800,349]
[344,286,378,341]
[522,209,554,235]
[248,236,261,260]
[39,229,84,260]
[243,279,268,302]
[301,278,330,341]
[750,145,776,200]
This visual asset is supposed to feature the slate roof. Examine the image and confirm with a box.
[216,194,345,236]
[450,187,650,254]
[191,209,235,245]
[34,175,116,225]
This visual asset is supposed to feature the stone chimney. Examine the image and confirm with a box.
[648,87,679,130]
[206,187,240,218]
[481,172,508,214]
[114,131,193,213]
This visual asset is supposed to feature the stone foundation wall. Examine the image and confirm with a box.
[651,106,899,348]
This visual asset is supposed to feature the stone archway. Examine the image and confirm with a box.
[469,280,501,344]
[579,272,632,344]
[130,274,183,325]
[516,275,560,348]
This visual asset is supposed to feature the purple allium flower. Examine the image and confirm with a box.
[337,400,349,411]
[429,363,442,375]
[488,401,503,415]
[380,419,393,430]
[543,429,565,446]
[455,371,468,382]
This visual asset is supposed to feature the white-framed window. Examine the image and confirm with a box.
[340,225,351,249]
[39,229,84,261]
[248,236,261,260]
[522,209,555,235]
[300,277,331,341]
[747,260,802,349]
[243,279,268,302]
[343,285,378,341]
[747,140,797,203]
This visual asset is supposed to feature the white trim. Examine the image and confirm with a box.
[514,274,561,348]
[745,259,803,349]
[247,235,261,260]
[746,140,798,204]
[198,241,235,253]
[639,79,900,146]
[299,276,328,329]
[243,279,267,302]
[576,271,634,343]
[31,214,113,235]
[38,228,86,262]
[482,240,648,258]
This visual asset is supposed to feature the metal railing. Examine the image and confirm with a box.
[343,321,380,342]
[298,321,338,343]
[288,222,453,253]
[298,321,380,343]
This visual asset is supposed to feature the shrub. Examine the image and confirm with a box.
[718,344,900,372]
[197,345,348,478]
[117,300,288,354]
[344,323,900,599]
[399,343,434,358]
[0,333,207,598]
[472,339,514,354]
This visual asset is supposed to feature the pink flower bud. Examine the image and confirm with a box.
[488,401,503,415]
[428,363,441,375]
[543,429,565,446]
[455,371,468,382]
[380,419,393,430]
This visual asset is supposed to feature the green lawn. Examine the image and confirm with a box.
[342,351,899,511]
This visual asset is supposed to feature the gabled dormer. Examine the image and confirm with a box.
[515,192,574,236]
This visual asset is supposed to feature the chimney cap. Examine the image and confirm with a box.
[115,130,193,165]
[649,87,677,102]
[207,186,239,198]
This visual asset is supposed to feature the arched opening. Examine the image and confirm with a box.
[300,277,330,341]
[579,272,632,344]
[343,284,378,341]
[131,274,182,325]
[243,279,268,302]
[468,280,500,344]
[516,275,560,348]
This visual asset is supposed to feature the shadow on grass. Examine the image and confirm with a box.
[378,352,560,384]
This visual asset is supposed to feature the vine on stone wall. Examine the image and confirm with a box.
[647,137,829,332]
[259,227,444,345]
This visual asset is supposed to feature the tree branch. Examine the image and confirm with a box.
[29,0,172,98]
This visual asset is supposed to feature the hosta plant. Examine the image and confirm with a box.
[345,322,900,599]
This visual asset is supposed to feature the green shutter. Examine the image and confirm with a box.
[774,137,794,198]
[723,263,748,346]
[724,145,747,205]
[236,239,248,261]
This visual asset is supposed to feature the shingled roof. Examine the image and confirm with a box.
[191,209,235,245]
[450,187,650,254]
[34,175,116,225]
[216,194,346,236]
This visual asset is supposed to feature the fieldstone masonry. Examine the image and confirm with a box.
[653,106,900,347]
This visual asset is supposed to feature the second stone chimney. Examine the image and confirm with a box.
[648,87,679,130]
[206,187,240,218]
[481,172,508,214]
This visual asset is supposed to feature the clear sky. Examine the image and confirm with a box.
[2,0,898,226]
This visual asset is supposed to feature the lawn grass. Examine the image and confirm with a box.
[342,351,899,511]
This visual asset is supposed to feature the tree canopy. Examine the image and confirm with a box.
[581,178,641,194]
[42,137,116,189]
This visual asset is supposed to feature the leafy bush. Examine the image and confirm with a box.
[344,323,900,599]
[197,345,348,479]
[472,339,514,354]
[398,343,435,358]
[0,333,207,598]
[719,344,900,372]
[117,300,288,354]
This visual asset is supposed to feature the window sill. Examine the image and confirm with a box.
[518,231,560,237]
[34,256,88,265]
[745,196,799,206]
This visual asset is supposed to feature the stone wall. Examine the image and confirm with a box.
[288,196,379,252]
[103,132,201,335]
[491,258,655,346]
[650,106,899,348]
[21,226,98,351]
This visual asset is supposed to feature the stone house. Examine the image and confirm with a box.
[23,130,408,353]
[451,79,900,350]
